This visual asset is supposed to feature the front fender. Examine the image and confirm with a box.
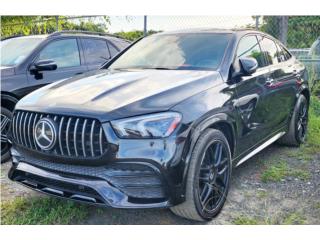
[179,112,237,200]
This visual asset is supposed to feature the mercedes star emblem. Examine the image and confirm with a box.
[34,118,57,150]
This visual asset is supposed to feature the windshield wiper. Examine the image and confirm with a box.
[111,66,177,70]
[142,67,177,70]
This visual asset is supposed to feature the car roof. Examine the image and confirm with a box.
[154,28,265,37]
[2,31,130,43]
[46,31,130,43]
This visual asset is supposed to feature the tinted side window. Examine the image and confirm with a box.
[83,39,110,65]
[39,39,80,68]
[237,35,265,67]
[111,39,130,50]
[108,42,119,57]
[260,37,279,65]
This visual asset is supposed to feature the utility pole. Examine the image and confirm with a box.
[255,16,260,30]
[279,16,289,45]
[143,16,147,37]
[55,16,59,31]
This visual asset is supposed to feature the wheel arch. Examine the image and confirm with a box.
[207,121,235,158]
[190,113,237,158]
[1,91,19,111]
[180,113,237,197]
[300,87,310,104]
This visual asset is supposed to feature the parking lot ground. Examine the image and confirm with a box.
[1,142,320,225]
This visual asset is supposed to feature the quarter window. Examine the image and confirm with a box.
[259,37,279,65]
[237,35,265,68]
[108,43,119,57]
[83,39,111,65]
[39,39,80,68]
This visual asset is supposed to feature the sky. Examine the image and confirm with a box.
[107,16,255,33]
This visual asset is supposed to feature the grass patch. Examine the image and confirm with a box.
[232,216,259,225]
[261,162,310,182]
[256,190,268,199]
[261,162,288,182]
[302,96,320,155]
[1,196,90,224]
[290,168,311,180]
[282,212,306,225]
[233,212,307,225]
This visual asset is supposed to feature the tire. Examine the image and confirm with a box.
[1,107,12,163]
[278,95,308,147]
[170,129,232,221]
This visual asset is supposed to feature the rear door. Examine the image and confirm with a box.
[259,36,297,129]
[81,38,111,70]
[27,38,88,86]
[234,34,274,155]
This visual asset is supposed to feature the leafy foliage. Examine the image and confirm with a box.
[260,16,320,48]
[114,30,161,41]
[1,16,110,38]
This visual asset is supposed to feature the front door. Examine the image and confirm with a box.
[233,34,275,155]
[27,38,88,88]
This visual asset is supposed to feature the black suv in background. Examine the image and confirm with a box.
[9,29,309,221]
[1,31,131,162]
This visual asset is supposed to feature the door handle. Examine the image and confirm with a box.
[265,77,275,85]
[75,72,83,75]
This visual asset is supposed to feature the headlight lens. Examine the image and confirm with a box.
[111,112,182,139]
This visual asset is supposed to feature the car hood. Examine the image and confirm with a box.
[16,69,222,122]
[0,66,15,76]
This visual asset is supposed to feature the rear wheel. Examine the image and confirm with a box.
[1,107,12,163]
[170,129,232,221]
[278,95,308,146]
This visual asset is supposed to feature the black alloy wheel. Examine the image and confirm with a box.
[170,129,231,221]
[1,107,12,163]
[296,100,308,143]
[197,141,230,214]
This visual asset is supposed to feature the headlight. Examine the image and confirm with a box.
[111,112,182,139]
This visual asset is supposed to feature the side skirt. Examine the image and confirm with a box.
[235,131,286,167]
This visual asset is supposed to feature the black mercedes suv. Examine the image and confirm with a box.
[1,31,130,162]
[8,29,309,221]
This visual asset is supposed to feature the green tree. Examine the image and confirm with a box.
[260,16,320,48]
[114,30,160,41]
[1,16,110,38]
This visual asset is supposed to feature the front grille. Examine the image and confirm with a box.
[11,110,108,159]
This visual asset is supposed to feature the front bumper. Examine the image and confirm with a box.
[8,119,192,208]
[9,158,171,208]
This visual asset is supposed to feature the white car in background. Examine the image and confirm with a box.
[290,37,320,88]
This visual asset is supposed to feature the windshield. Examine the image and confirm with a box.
[109,33,232,70]
[1,37,44,66]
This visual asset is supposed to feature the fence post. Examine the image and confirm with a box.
[55,16,59,32]
[255,16,260,30]
[279,16,289,45]
[143,16,147,36]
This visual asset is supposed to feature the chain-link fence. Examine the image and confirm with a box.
[1,16,319,46]
[1,15,320,84]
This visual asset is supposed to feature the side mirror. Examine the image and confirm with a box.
[30,60,57,73]
[239,57,258,75]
